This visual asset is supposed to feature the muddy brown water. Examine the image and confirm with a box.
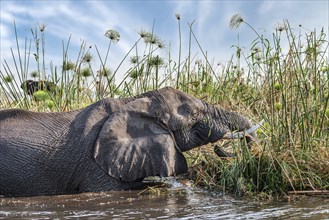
[1,180,329,219]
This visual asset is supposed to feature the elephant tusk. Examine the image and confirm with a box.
[222,131,246,139]
[246,119,264,134]
[222,120,264,140]
[215,120,264,158]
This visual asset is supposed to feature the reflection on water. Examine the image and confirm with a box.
[1,181,329,219]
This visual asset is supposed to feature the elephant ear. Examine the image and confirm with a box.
[93,97,188,182]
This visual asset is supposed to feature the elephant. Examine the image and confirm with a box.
[21,80,57,96]
[0,87,260,197]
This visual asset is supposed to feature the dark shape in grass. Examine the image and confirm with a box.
[213,145,236,158]
[21,80,57,96]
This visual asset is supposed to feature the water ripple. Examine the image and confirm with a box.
[1,186,329,219]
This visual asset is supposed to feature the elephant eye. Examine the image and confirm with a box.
[191,110,199,121]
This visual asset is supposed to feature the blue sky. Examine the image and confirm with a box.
[1,0,328,81]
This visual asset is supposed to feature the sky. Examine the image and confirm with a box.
[0,0,328,82]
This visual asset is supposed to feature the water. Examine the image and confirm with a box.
[1,181,329,219]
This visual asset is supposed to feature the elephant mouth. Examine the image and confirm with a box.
[214,120,263,158]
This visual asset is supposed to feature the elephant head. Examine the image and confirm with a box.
[94,87,260,182]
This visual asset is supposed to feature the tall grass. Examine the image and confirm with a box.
[188,17,329,197]
[0,16,328,197]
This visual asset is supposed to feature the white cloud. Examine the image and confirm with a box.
[0,23,9,38]
[1,0,328,84]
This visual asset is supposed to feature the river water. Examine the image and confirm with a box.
[1,181,329,219]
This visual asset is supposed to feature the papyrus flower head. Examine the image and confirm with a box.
[105,29,120,43]
[230,14,244,29]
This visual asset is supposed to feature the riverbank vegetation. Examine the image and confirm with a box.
[1,15,328,198]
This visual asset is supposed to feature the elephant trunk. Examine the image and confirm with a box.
[205,104,262,157]
[185,103,261,152]
[207,104,262,143]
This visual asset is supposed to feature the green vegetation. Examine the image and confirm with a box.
[1,15,328,198]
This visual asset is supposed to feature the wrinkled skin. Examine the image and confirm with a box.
[0,87,255,197]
